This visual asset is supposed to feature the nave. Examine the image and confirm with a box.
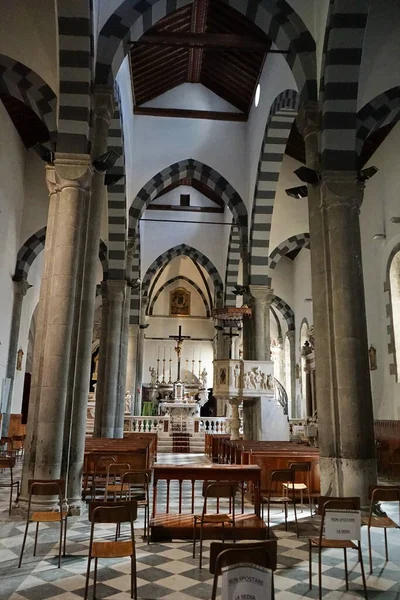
[0,453,399,600]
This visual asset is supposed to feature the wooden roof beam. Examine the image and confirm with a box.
[134,106,247,121]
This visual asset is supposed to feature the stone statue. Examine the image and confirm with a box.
[244,372,251,389]
[249,370,257,389]
[260,372,268,390]
[200,367,208,388]
[149,366,157,387]
[254,368,262,388]
[124,391,132,414]
[233,363,240,388]
[266,374,273,391]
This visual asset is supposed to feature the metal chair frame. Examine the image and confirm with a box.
[209,541,278,600]
[193,482,236,569]
[283,461,313,516]
[90,455,116,500]
[0,455,19,514]
[18,479,67,569]
[363,485,400,574]
[121,470,150,544]
[309,496,368,600]
[104,462,132,501]
[262,469,299,538]
[84,500,138,600]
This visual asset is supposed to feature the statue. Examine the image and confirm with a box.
[369,345,377,371]
[124,391,132,414]
[233,363,240,388]
[149,366,157,387]
[301,340,313,357]
[260,372,268,390]
[244,371,251,389]
[200,368,208,389]
[266,374,273,391]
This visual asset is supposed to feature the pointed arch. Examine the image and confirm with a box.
[269,233,310,270]
[249,89,299,286]
[96,0,316,102]
[142,244,223,302]
[356,87,400,157]
[272,294,295,331]
[225,224,241,307]
[0,53,57,144]
[129,158,247,241]
[148,276,211,317]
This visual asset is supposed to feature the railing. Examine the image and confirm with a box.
[124,415,230,435]
[274,377,289,416]
[124,416,166,433]
[197,417,229,433]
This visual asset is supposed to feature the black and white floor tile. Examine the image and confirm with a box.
[1,454,400,599]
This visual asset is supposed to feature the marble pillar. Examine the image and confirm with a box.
[135,299,148,416]
[67,86,114,508]
[286,330,296,419]
[115,238,135,437]
[249,285,274,360]
[93,282,108,436]
[33,154,92,482]
[126,324,140,413]
[100,280,126,437]
[229,397,241,441]
[298,105,377,502]
[1,279,31,436]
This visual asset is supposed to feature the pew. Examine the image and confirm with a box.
[205,433,230,462]
[150,463,267,542]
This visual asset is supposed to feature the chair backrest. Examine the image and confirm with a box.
[107,462,132,480]
[210,541,278,574]
[28,479,66,498]
[93,455,116,476]
[121,470,149,488]
[204,482,236,499]
[89,500,138,523]
[289,461,311,472]
[317,496,360,542]
[369,485,400,503]
[0,456,15,469]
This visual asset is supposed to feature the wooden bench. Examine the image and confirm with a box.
[205,433,230,462]
[150,464,267,542]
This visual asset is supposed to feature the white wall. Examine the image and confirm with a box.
[0,103,26,384]
[143,83,241,112]
[271,257,294,313]
[19,150,49,246]
[0,0,57,93]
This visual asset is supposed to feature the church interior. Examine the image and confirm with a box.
[1,0,400,598]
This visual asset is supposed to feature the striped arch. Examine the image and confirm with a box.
[250,89,299,285]
[356,87,400,157]
[107,84,127,280]
[148,276,211,317]
[130,228,141,325]
[96,1,316,102]
[0,54,57,144]
[129,159,247,241]
[272,294,295,331]
[270,305,282,339]
[320,1,369,171]
[225,224,241,307]
[14,228,108,282]
[57,0,92,153]
[142,245,223,302]
[269,233,310,270]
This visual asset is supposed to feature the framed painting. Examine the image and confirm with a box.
[170,287,191,317]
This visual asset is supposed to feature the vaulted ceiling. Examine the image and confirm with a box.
[129,0,270,116]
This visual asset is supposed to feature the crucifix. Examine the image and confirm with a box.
[223,326,240,359]
[169,325,190,381]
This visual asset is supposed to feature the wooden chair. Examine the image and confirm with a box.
[0,437,14,457]
[0,456,19,515]
[282,462,313,517]
[193,482,236,569]
[209,540,277,600]
[91,455,116,500]
[84,500,138,600]
[121,470,150,543]
[12,434,25,462]
[362,485,400,573]
[18,479,67,568]
[262,469,299,538]
[105,462,131,500]
[309,496,368,600]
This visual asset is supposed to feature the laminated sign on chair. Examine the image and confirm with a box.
[325,509,361,540]
[222,563,272,600]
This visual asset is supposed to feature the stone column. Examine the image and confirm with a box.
[135,299,148,416]
[93,282,108,436]
[249,285,274,360]
[100,280,126,437]
[34,154,92,482]
[298,104,376,502]
[228,397,241,441]
[277,336,285,387]
[20,165,58,504]
[286,330,296,418]
[67,86,114,507]
[114,238,135,437]
[1,279,31,436]
[126,324,140,413]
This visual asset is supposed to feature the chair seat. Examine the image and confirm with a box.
[362,515,399,529]
[195,514,233,524]
[310,536,357,549]
[106,484,131,493]
[92,540,134,558]
[282,483,308,490]
[31,511,68,522]
[262,495,292,504]
[129,492,146,501]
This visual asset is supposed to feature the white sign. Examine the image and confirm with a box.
[325,509,361,541]
[222,563,272,600]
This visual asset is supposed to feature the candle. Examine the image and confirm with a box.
[157,346,160,360]
[192,347,194,360]
[199,347,202,360]
[170,347,172,360]
[164,346,166,360]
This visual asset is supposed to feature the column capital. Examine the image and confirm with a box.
[286,329,296,343]
[296,102,320,138]
[106,279,127,299]
[54,153,92,192]
[45,164,57,196]
[128,323,140,336]
[12,279,32,297]
[93,84,115,122]
[320,170,364,211]
[249,285,274,304]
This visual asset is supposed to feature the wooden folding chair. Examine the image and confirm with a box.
[85,500,138,600]
[309,496,368,600]
[18,479,67,568]
[209,540,278,600]
[193,482,236,569]
[362,485,400,573]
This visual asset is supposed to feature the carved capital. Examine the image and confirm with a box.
[54,153,92,193]
[13,279,32,297]
[286,329,296,343]
[106,279,127,301]
[249,285,274,305]
[296,102,320,139]
[45,164,57,196]
[320,170,364,212]
[93,85,115,123]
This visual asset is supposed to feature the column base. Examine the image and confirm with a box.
[68,498,85,516]
[320,456,377,506]
[15,495,68,516]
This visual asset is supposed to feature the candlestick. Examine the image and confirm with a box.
[156,358,160,384]
[198,359,202,378]
[192,359,195,384]
[168,358,172,384]
[161,357,166,384]
[184,358,189,384]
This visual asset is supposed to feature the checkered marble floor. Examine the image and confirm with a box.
[1,454,400,599]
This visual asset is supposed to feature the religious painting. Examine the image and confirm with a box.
[219,368,227,385]
[170,287,190,317]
